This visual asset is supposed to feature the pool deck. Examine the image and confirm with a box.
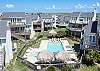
[39,40,48,51]
[23,39,78,64]
[23,48,40,64]
[40,39,70,52]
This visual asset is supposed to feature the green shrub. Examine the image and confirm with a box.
[61,65,75,71]
[46,66,56,71]
[57,29,66,37]
[83,49,100,65]
[37,34,43,39]
[80,64,99,71]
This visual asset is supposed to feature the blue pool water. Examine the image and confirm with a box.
[47,41,64,53]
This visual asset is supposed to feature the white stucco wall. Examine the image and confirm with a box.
[5,29,13,64]
[30,21,35,39]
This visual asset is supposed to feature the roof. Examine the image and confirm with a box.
[71,12,80,17]
[1,12,25,18]
[26,14,38,25]
[40,14,52,19]
[80,12,93,17]
[37,51,53,62]
[64,16,71,22]
[0,21,9,37]
[71,12,94,18]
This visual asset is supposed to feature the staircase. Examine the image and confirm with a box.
[11,33,25,42]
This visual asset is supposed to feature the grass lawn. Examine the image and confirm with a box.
[6,60,32,71]
[80,64,99,71]
[15,61,32,71]
[6,52,27,71]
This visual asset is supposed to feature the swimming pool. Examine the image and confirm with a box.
[47,41,64,53]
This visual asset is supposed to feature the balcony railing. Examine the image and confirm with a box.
[9,22,26,27]
[33,23,41,25]
[34,28,42,30]
[70,20,89,24]
[45,25,52,27]
[68,27,82,31]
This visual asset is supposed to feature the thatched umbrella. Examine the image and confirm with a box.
[55,51,70,62]
[37,51,54,62]
[49,30,57,36]
[48,30,57,40]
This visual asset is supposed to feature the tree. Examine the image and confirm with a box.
[61,64,74,71]
[57,29,66,38]
[83,49,100,64]
[37,33,43,39]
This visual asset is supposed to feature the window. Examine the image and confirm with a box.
[87,18,88,21]
[89,35,95,42]
[0,39,6,44]
[19,19,21,22]
[76,17,77,20]
[17,18,21,22]
[13,18,14,22]
[91,17,92,20]
[26,25,30,28]
[11,18,12,22]
[79,19,83,21]
[0,39,1,44]
[93,36,95,42]
[15,18,16,22]
[2,39,6,43]
[89,36,92,42]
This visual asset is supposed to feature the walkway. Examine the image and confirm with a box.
[11,33,25,42]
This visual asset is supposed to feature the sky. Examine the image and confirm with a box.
[0,0,100,13]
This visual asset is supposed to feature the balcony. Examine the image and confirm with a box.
[68,27,82,31]
[34,27,42,30]
[45,24,51,27]
[70,20,88,24]
[44,19,53,23]
[87,41,96,46]
[9,22,26,27]
[69,20,76,23]
[33,21,42,25]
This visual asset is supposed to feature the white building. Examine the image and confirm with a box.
[1,12,26,33]
[80,9,100,50]
[0,20,13,65]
